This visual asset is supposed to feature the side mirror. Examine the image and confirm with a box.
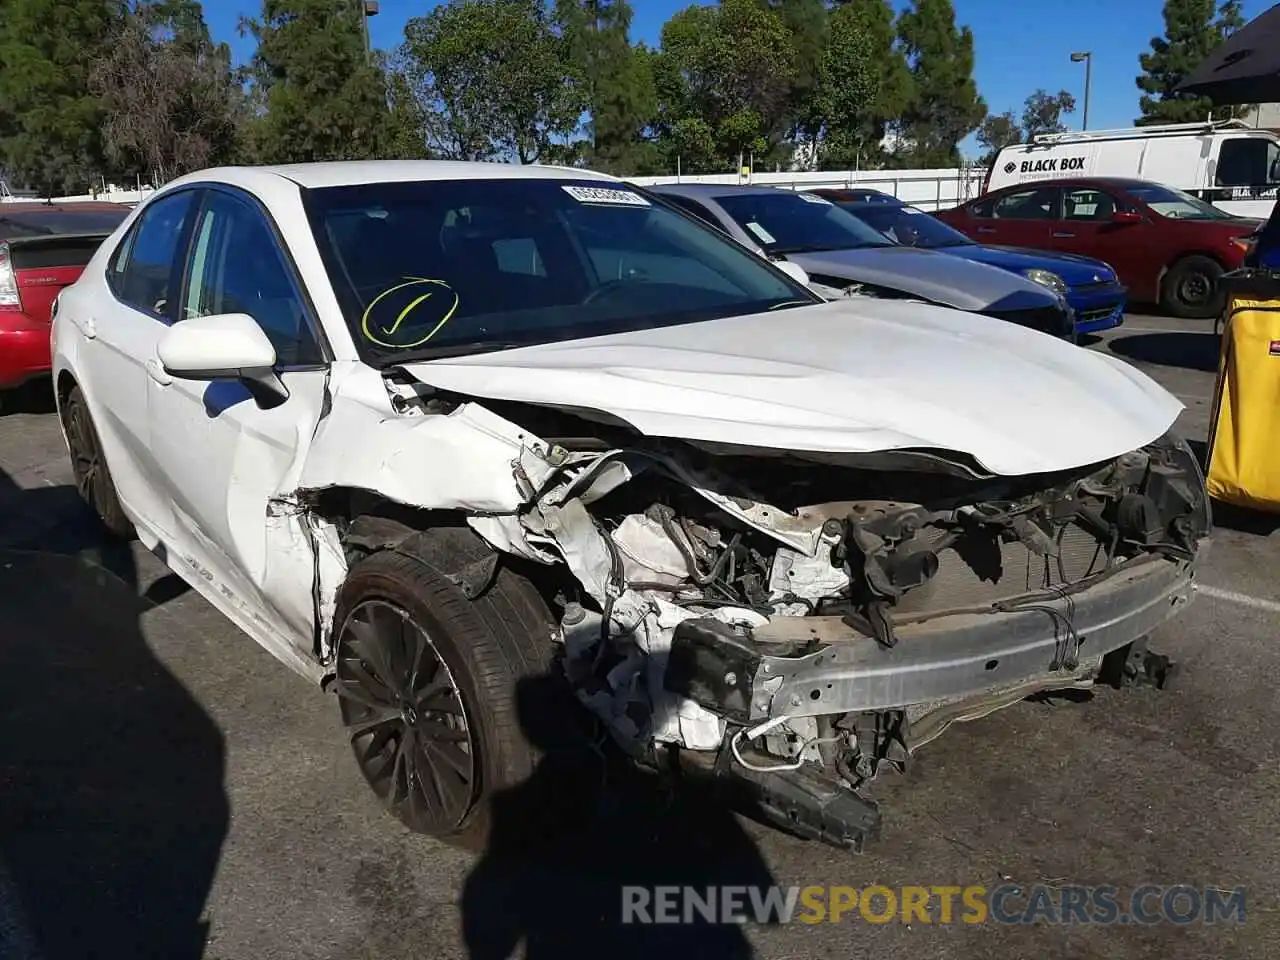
[773,259,811,286]
[158,312,289,408]
[1112,210,1143,224]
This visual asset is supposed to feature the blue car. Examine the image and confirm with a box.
[818,194,1128,335]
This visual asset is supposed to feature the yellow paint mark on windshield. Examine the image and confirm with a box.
[360,277,461,349]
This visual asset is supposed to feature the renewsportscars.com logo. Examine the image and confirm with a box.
[621,884,1246,926]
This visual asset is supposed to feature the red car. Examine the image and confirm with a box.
[0,202,131,402]
[935,177,1260,318]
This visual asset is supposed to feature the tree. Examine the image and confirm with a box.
[1216,0,1245,39]
[803,3,879,169]
[1136,0,1245,125]
[0,0,123,194]
[653,0,797,172]
[1021,89,1076,140]
[768,0,830,145]
[379,53,431,160]
[811,0,913,169]
[975,89,1075,166]
[554,0,657,174]
[242,0,391,163]
[90,2,243,185]
[895,0,986,167]
[976,111,1021,166]
[400,0,586,164]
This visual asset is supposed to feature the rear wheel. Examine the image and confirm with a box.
[331,549,575,844]
[61,384,134,538]
[1161,255,1224,319]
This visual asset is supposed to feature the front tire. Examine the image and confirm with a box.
[331,549,563,844]
[61,384,134,539]
[1161,255,1224,319]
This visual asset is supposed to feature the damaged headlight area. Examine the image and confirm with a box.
[492,425,1208,848]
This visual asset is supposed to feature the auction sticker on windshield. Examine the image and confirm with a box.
[562,185,651,206]
[745,221,777,244]
[799,193,832,204]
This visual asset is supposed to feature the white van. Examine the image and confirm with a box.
[985,119,1280,218]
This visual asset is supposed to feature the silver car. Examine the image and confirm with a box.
[649,183,1077,339]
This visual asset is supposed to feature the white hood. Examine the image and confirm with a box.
[402,299,1182,477]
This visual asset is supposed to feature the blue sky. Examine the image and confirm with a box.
[201,0,1271,160]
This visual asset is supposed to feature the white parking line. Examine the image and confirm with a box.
[1197,584,1280,614]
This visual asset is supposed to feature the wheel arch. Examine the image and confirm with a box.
[1155,249,1228,303]
[306,487,567,668]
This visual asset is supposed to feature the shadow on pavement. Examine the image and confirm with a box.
[1107,331,1219,372]
[462,674,778,959]
[0,380,57,417]
[0,466,228,959]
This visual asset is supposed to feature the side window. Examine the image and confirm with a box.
[969,197,995,218]
[182,191,323,366]
[1216,139,1271,187]
[491,237,547,277]
[109,190,197,319]
[1063,189,1117,221]
[991,187,1061,220]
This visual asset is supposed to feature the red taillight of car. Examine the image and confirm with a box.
[0,242,22,311]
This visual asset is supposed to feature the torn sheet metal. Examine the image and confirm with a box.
[571,592,766,752]
[298,394,560,514]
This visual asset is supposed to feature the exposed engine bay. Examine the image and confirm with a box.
[311,375,1210,850]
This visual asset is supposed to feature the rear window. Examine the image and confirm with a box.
[0,208,129,239]
[714,192,895,254]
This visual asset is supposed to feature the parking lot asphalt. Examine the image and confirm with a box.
[2,313,1278,959]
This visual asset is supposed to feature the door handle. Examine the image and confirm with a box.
[976,227,996,234]
[77,315,97,339]
[144,357,172,386]
[1052,231,1076,238]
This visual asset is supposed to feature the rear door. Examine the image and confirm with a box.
[79,188,201,538]
[970,185,1061,250]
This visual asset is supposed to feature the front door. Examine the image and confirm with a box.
[145,186,331,657]
[977,185,1062,251]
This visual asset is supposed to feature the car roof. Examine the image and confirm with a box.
[809,187,895,199]
[174,160,619,191]
[840,199,908,210]
[989,176,1164,194]
[649,183,789,200]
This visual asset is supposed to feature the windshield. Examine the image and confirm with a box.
[0,207,129,239]
[838,203,974,249]
[1126,184,1234,220]
[713,191,896,254]
[303,178,817,364]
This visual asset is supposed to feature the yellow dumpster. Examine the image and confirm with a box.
[1206,273,1280,513]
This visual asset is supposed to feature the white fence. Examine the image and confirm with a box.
[628,167,989,212]
[0,185,156,206]
[0,167,991,211]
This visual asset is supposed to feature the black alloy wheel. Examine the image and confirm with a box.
[335,599,477,832]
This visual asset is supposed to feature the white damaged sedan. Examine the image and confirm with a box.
[51,161,1210,849]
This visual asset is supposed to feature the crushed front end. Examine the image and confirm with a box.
[511,426,1209,850]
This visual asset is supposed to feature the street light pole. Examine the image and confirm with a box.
[1070,51,1092,130]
